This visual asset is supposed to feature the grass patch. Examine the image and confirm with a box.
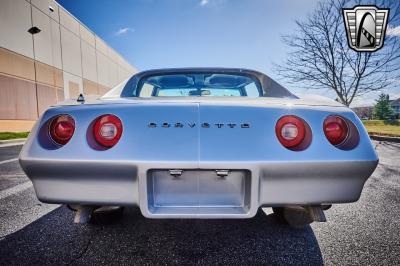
[0,132,29,140]
[362,120,400,137]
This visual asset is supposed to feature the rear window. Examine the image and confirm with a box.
[136,73,262,97]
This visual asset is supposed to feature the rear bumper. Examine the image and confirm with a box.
[20,158,378,219]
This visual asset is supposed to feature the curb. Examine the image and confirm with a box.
[0,138,26,145]
[369,135,400,143]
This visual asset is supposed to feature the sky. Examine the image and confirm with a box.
[56,0,400,106]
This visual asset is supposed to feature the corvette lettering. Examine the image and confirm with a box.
[148,122,250,128]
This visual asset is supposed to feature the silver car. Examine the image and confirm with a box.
[19,68,378,226]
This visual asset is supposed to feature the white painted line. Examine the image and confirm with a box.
[0,138,26,144]
[0,181,33,200]
[1,174,26,178]
[0,142,25,148]
[0,158,19,165]
[262,207,274,215]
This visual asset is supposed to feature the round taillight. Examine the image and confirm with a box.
[323,115,349,146]
[49,115,75,145]
[276,115,306,148]
[93,114,123,148]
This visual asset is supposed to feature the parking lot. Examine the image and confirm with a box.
[0,141,399,265]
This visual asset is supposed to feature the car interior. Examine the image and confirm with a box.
[137,73,261,97]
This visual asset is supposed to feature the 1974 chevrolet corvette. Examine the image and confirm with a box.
[19,68,378,226]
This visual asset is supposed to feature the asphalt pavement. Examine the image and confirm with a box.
[0,141,399,265]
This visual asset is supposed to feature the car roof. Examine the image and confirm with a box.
[135,67,265,76]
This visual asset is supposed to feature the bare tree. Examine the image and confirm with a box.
[274,0,400,106]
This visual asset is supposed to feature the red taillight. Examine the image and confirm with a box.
[93,114,123,148]
[49,115,75,145]
[323,115,348,145]
[275,115,306,148]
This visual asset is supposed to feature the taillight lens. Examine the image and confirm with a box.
[49,115,75,145]
[323,115,348,145]
[276,115,306,148]
[93,114,123,148]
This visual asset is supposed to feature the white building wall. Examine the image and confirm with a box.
[31,0,60,22]
[81,41,98,82]
[60,27,82,77]
[63,71,83,99]
[0,0,137,127]
[96,51,110,87]
[32,6,53,66]
[80,25,96,47]
[50,19,62,69]
[0,0,34,59]
[59,8,80,36]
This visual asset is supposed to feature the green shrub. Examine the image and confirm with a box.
[0,132,29,140]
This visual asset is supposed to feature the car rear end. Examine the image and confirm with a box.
[19,100,378,219]
[19,68,378,220]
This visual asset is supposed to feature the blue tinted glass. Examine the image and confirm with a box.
[138,73,261,97]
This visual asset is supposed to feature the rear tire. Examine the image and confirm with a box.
[66,204,79,211]
[272,206,313,228]
[322,204,332,210]
[272,207,285,221]
[90,206,125,224]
